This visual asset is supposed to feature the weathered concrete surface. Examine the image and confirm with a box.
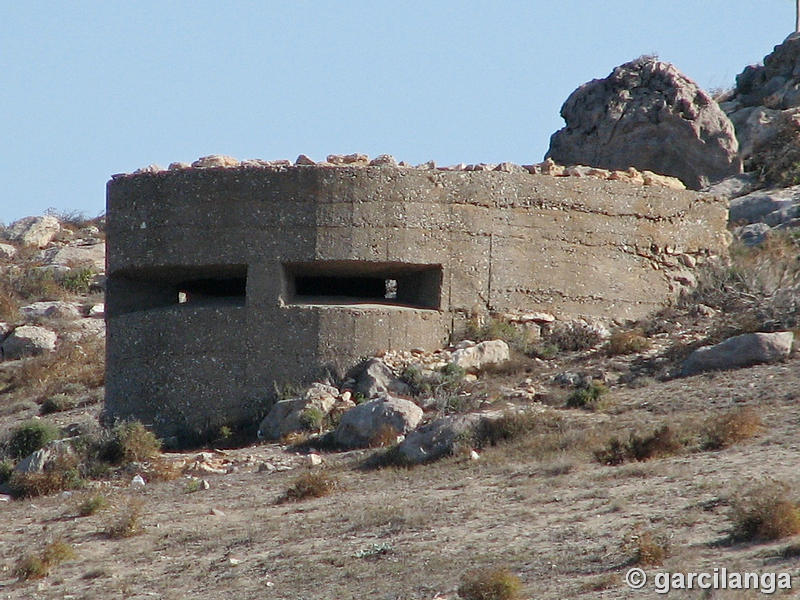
[105,165,729,442]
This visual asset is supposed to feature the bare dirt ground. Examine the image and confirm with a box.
[1,351,799,600]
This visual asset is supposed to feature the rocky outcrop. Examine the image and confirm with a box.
[547,56,741,190]
[334,394,423,449]
[721,34,800,185]
[1,325,57,359]
[681,331,794,376]
[396,413,483,464]
[3,216,61,248]
[257,383,345,440]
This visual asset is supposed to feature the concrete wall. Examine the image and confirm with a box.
[105,165,729,442]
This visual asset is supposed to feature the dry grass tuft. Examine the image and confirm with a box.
[730,480,800,542]
[369,424,401,448]
[14,538,76,580]
[457,567,523,600]
[702,407,763,450]
[626,527,671,566]
[103,421,161,464]
[75,492,110,517]
[281,471,339,503]
[595,425,686,465]
[8,456,84,498]
[606,329,650,356]
[104,498,145,539]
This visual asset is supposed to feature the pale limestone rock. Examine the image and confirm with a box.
[450,340,510,373]
[192,155,240,168]
[133,164,164,174]
[352,358,410,399]
[369,154,398,167]
[168,162,191,170]
[295,154,316,165]
[41,241,105,271]
[642,171,687,190]
[4,216,61,248]
[257,383,339,440]
[334,394,422,449]
[20,301,82,321]
[0,243,17,260]
[326,153,369,166]
[2,325,57,359]
[681,331,794,375]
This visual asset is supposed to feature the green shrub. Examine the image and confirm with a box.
[401,363,466,411]
[457,567,523,600]
[0,459,13,483]
[595,425,686,465]
[547,321,603,352]
[566,382,609,410]
[60,268,95,294]
[40,394,78,415]
[7,420,60,459]
[77,492,109,516]
[299,406,326,431]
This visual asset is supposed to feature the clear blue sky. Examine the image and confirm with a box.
[0,1,793,224]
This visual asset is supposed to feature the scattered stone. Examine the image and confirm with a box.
[0,243,17,260]
[334,394,423,449]
[201,479,210,490]
[295,154,316,166]
[307,453,322,466]
[450,340,510,372]
[728,186,800,224]
[494,162,526,173]
[469,449,480,460]
[736,222,772,246]
[257,382,339,440]
[326,153,369,166]
[369,154,398,167]
[0,495,10,502]
[703,173,759,200]
[352,358,411,399]
[130,474,146,487]
[211,508,226,517]
[552,372,590,387]
[1,325,57,359]
[20,301,82,321]
[547,56,741,189]
[681,331,794,376]
[89,303,105,318]
[133,164,163,174]
[416,160,436,170]
[4,216,61,248]
[168,162,191,170]
[192,155,240,168]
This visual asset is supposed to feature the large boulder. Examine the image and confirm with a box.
[547,56,741,190]
[334,394,423,449]
[681,331,794,376]
[1,325,57,360]
[20,301,83,321]
[257,383,341,440]
[3,216,61,248]
[449,340,510,373]
[352,358,411,399]
[396,413,483,464]
[14,440,75,474]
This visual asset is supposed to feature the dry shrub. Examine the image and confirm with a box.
[626,527,670,566]
[473,411,563,449]
[8,455,84,498]
[546,321,603,352]
[76,492,110,516]
[457,567,523,600]
[565,382,610,411]
[104,498,144,538]
[702,407,763,450]
[103,421,161,464]
[595,425,686,465]
[730,480,800,542]
[688,236,800,332]
[9,337,105,399]
[144,457,181,482]
[14,538,75,580]
[369,424,400,448]
[606,329,650,356]
[281,471,338,503]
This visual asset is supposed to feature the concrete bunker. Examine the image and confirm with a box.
[104,164,729,444]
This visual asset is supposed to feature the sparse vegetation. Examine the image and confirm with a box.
[626,527,671,566]
[281,471,339,502]
[546,321,604,352]
[102,421,161,464]
[76,492,110,516]
[14,538,75,581]
[104,499,145,538]
[702,407,763,450]
[40,393,78,415]
[8,455,84,498]
[730,480,800,542]
[595,425,686,465]
[565,381,610,411]
[7,420,60,459]
[457,567,523,600]
[401,363,468,412]
[606,329,650,356]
